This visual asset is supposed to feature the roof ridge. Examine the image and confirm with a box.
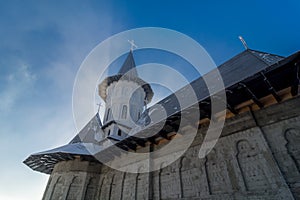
[246,49,270,66]
[247,48,284,58]
[247,49,284,66]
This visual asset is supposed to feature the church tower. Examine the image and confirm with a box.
[98,50,153,140]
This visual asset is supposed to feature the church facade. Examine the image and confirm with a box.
[24,48,300,200]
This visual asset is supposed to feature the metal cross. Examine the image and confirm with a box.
[97,103,102,113]
[128,39,138,51]
[238,36,249,50]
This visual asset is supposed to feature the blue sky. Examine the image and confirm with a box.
[0,0,299,199]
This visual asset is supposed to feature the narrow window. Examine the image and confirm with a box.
[106,108,111,121]
[121,105,127,119]
[118,129,122,136]
[108,130,111,136]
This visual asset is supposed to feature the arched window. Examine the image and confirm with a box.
[107,130,111,136]
[106,108,111,121]
[118,129,122,136]
[121,105,127,119]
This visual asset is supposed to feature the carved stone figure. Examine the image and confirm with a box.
[160,162,181,199]
[285,128,300,171]
[237,140,269,191]
[66,177,82,200]
[205,149,231,194]
[84,178,97,200]
[51,177,64,200]
[122,173,136,200]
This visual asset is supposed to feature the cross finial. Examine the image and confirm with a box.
[97,103,102,113]
[238,36,249,50]
[128,40,138,51]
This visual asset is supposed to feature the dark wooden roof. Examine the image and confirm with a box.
[155,49,285,117]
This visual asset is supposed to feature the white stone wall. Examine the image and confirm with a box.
[42,159,101,200]
[44,96,300,200]
[91,97,299,200]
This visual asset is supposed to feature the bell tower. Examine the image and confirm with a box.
[98,50,153,140]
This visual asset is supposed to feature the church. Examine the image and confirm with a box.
[24,47,300,199]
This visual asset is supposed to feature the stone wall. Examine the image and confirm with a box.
[44,96,300,200]
[42,159,102,200]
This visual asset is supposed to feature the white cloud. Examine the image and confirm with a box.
[0,63,36,112]
[0,2,131,200]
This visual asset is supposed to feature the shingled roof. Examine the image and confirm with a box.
[23,49,300,174]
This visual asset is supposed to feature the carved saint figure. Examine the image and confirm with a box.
[66,177,82,200]
[205,149,231,194]
[51,176,64,200]
[237,140,269,191]
[160,162,181,199]
[285,128,300,171]
[84,178,97,200]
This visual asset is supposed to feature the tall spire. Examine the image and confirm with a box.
[118,50,138,78]
[98,50,153,103]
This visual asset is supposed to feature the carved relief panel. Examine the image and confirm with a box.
[110,171,123,200]
[179,145,208,198]
[51,176,65,200]
[261,117,300,198]
[66,176,82,200]
[205,148,231,195]
[236,139,270,191]
[285,128,300,172]
[84,178,97,200]
[98,174,115,200]
[160,162,181,199]
[122,173,136,200]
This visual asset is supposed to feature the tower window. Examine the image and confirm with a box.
[118,129,122,136]
[121,105,127,119]
[106,108,111,121]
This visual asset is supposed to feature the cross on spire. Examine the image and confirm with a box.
[97,103,102,113]
[238,36,249,50]
[128,40,138,51]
